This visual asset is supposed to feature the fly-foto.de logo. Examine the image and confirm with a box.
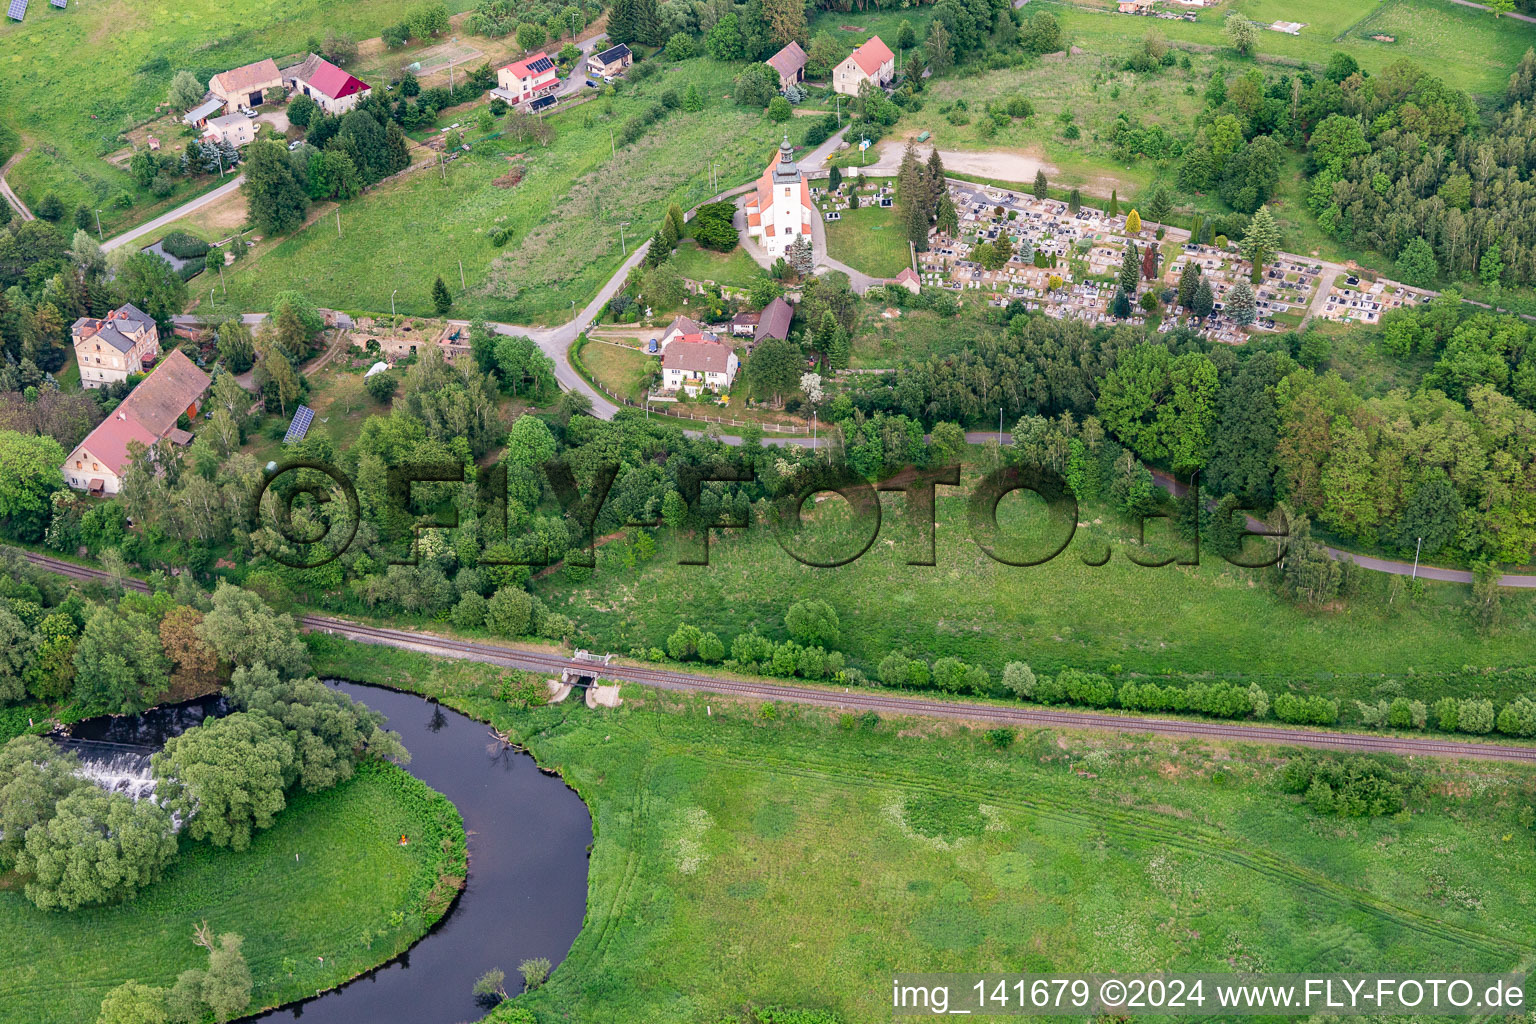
[248,458,1289,572]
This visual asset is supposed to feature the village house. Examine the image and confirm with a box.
[755,296,793,343]
[61,350,210,496]
[729,310,760,337]
[202,113,258,148]
[833,36,894,97]
[208,58,283,113]
[280,53,371,115]
[662,336,738,396]
[766,41,807,91]
[659,315,706,350]
[892,267,921,294]
[586,42,632,78]
[742,136,814,258]
[495,52,560,106]
[72,303,161,388]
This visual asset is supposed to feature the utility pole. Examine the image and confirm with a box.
[608,126,615,159]
[458,258,466,288]
[335,208,341,236]
[391,289,398,316]
[998,407,1003,447]
[94,209,103,241]
[1411,536,1423,580]
[619,223,627,256]
[218,264,226,296]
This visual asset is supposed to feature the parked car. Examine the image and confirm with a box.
[287,139,304,151]
[584,79,598,88]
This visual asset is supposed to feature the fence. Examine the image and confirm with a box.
[582,373,808,434]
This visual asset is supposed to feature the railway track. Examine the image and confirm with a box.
[20,549,1536,764]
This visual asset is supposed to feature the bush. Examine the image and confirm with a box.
[1458,698,1495,735]
[159,231,210,260]
[1057,668,1115,708]
[1272,692,1339,725]
[1277,754,1422,817]
[1000,661,1035,699]
[767,96,792,122]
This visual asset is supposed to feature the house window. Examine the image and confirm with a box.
[75,461,81,469]
[92,463,99,471]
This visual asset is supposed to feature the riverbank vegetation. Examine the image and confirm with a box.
[310,633,1536,1024]
[0,759,464,1024]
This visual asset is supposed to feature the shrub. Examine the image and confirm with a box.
[1057,668,1115,708]
[160,231,211,260]
[1277,754,1422,817]
[1497,697,1536,737]
[1458,698,1495,734]
[1272,692,1339,725]
[1000,661,1036,699]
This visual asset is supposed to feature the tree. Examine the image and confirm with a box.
[0,736,89,867]
[1470,560,1504,633]
[683,83,703,112]
[927,21,953,76]
[520,956,552,990]
[1191,277,1215,318]
[197,582,311,677]
[1226,277,1257,325]
[1111,289,1133,319]
[173,928,253,1024]
[1000,662,1036,699]
[746,336,801,406]
[159,606,220,701]
[767,96,792,122]
[115,252,187,325]
[487,586,534,636]
[97,981,169,1024]
[1391,470,1460,556]
[897,19,917,51]
[153,710,295,851]
[1096,342,1218,470]
[475,967,509,1003]
[785,598,840,647]
[73,605,171,715]
[665,31,693,60]
[0,430,66,542]
[1118,240,1140,295]
[1033,168,1048,199]
[1108,190,1119,218]
[1240,205,1281,282]
[706,12,743,59]
[365,371,397,403]
[241,140,307,236]
[1224,13,1257,56]
[760,0,806,45]
[18,787,176,910]
[287,93,319,129]
[1324,52,1359,83]
[431,275,452,315]
[168,70,206,110]
[1394,237,1439,288]
[789,235,814,277]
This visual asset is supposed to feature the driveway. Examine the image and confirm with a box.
[103,175,245,251]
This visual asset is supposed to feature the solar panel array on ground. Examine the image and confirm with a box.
[283,405,315,444]
[7,0,29,20]
[50,0,66,9]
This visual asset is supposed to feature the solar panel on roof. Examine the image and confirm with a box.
[527,57,554,73]
[6,0,28,20]
[283,405,315,444]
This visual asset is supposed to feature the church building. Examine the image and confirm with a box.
[743,135,815,259]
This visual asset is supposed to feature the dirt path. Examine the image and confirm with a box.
[857,140,1056,183]
[0,149,34,222]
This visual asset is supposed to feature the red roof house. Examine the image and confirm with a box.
[834,36,895,96]
[281,54,372,115]
[496,52,560,105]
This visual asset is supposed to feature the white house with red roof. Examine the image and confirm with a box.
[834,35,895,96]
[495,52,560,106]
[62,350,211,495]
[742,136,815,259]
[281,54,372,115]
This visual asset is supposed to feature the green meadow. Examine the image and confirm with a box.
[0,762,464,1024]
[312,635,1536,1024]
[220,61,811,324]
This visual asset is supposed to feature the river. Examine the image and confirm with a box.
[65,681,592,1024]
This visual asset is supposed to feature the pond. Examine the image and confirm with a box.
[65,681,593,1024]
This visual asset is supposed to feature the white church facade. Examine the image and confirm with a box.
[742,136,815,258]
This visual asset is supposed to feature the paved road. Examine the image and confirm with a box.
[1149,469,1536,588]
[1444,0,1536,21]
[0,150,34,222]
[15,549,1536,764]
[102,175,245,252]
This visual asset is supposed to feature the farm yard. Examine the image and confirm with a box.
[0,0,478,234]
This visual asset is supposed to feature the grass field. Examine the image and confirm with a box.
[0,0,476,234]
[530,479,1536,705]
[217,61,811,323]
[825,200,912,278]
[581,339,654,403]
[311,635,1536,1024]
[1032,0,1536,96]
[670,239,770,291]
[0,762,464,1024]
